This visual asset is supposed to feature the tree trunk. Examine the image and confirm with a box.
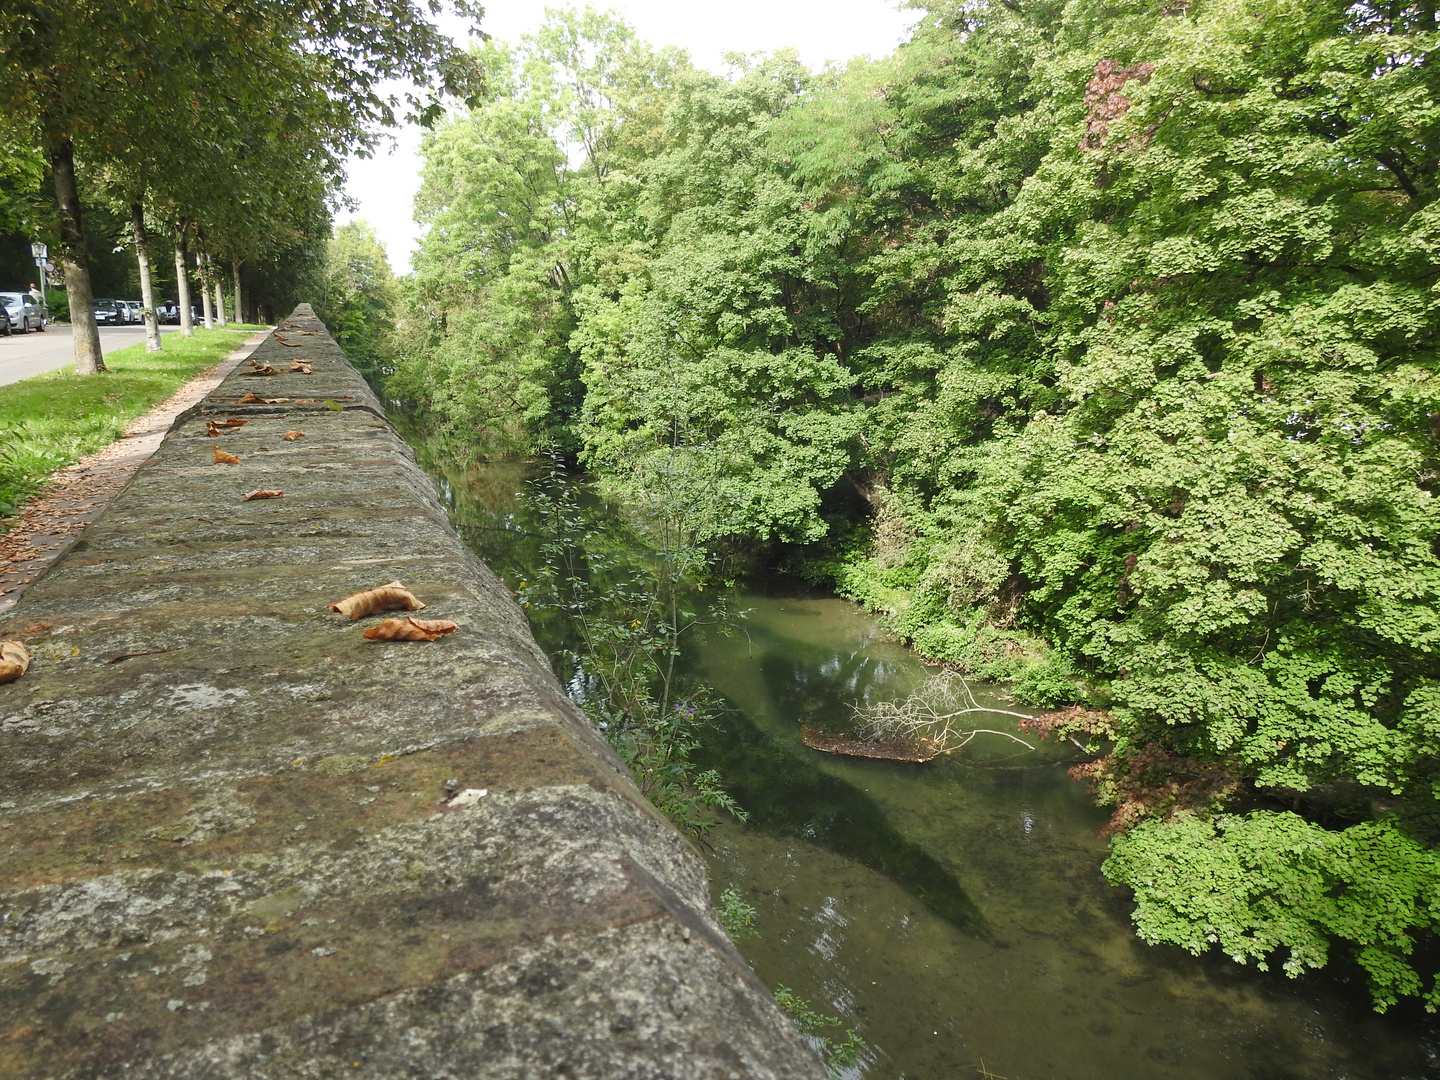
[49,135,105,373]
[174,225,194,337]
[213,264,227,327]
[132,202,162,353]
[232,260,244,324]
[195,231,215,330]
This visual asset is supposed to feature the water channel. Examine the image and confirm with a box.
[403,442,1438,1080]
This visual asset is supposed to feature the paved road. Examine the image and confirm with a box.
[0,323,187,389]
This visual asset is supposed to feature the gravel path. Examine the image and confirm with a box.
[0,330,269,615]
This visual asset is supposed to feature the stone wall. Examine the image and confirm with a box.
[0,307,825,1079]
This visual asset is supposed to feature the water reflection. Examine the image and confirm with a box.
[697,702,991,939]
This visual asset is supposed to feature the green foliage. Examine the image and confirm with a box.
[520,452,748,836]
[409,0,1440,1009]
[315,221,399,384]
[1105,814,1440,1012]
[772,986,866,1076]
[715,885,759,940]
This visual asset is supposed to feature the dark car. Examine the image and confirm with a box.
[0,292,44,332]
[156,300,181,324]
[93,298,123,325]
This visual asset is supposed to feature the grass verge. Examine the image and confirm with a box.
[0,325,265,520]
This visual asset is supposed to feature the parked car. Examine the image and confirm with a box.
[93,298,123,325]
[0,292,44,332]
[127,300,146,324]
[116,300,135,324]
[156,300,180,324]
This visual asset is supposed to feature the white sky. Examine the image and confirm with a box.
[338,0,919,272]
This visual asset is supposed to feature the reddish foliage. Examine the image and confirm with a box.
[1075,743,1240,836]
[1080,60,1155,150]
[1017,704,1115,742]
[1022,708,1238,835]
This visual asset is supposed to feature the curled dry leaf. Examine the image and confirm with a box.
[0,639,30,685]
[282,431,306,441]
[206,421,221,437]
[237,393,268,404]
[241,365,281,376]
[244,489,284,500]
[363,618,442,642]
[222,418,248,427]
[289,361,313,373]
[407,617,459,636]
[273,336,304,347]
[329,581,426,619]
[213,446,240,464]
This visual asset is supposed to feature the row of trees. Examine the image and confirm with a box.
[0,0,484,368]
[396,0,1440,1011]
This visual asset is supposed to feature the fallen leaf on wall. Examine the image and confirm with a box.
[329,581,426,619]
[213,446,240,464]
[237,393,268,404]
[407,617,459,636]
[282,431,306,441]
[244,489,284,500]
[364,618,444,642]
[0,639,30,684]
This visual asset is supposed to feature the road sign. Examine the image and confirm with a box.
[30,242,47,260]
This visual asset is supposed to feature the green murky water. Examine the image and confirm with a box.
[406,445,1437,1080]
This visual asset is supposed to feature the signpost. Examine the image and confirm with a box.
[29,242,48,317]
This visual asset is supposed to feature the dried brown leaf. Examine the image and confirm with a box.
[363,618,440,641]
[237,393,267,404]
[282,431,306,441]
[213,446,240,464]
[244,489,284,500]
[407,617,459,636]
[329,581,426,619]
[0,639,30,684]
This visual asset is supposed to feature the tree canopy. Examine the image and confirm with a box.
[396,0,1440,1011]
[0,0,484,368]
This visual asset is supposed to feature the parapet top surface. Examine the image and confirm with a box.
[0,306,822,1080]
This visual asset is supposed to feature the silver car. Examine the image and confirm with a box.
[0,292,44,333]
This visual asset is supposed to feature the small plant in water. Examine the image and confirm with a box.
[773,985,865,1076]
[715,884,758,940]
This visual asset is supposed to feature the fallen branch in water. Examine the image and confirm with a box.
[851,670,1036,757]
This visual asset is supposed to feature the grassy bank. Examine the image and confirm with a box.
[0,326,265,519]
